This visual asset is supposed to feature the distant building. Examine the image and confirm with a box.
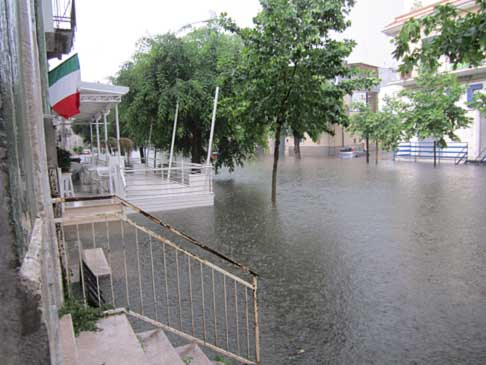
[381,0,486,160]
[284,63,397,157]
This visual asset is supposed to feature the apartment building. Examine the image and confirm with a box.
[381,0,486,160]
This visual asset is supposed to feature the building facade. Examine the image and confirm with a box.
[284,63,397,157]
[381,0,486,160]
[0,0,75,363]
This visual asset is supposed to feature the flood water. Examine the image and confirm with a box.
[156,157,486,364]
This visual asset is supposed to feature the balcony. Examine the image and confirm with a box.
[45,0,76,59]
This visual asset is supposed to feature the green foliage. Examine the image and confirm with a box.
[348,98,405,151]
[113,24,259,169]
[57,147,71,172]
[181,356,193,364]
[469,93,486,114]
[393,0,486,73]
[399,72,471,146]
[59,298,105,336]
[214,355,232,364]
[221,0,371,202]
[72,146,84,154]
[350,72,471,150]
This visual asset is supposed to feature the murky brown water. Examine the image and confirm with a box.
[156,157,486,364]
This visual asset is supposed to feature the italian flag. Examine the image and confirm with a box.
[48,54,81,119]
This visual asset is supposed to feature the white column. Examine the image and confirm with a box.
[167,102,179,181]
[115,104,121,157]
[89,122,93,153]
[206,87,219,166]
[95,116,101,162]
[103,111,109,155]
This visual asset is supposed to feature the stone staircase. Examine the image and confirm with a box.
[60,313,225,365]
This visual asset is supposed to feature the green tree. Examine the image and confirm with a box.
[393,0,486,74]
[399,72,471,146]
[348,97,405,156]
[222,0,365,204]
[393,0,486,112]
[350,72,471,153]
[113,25,260,170]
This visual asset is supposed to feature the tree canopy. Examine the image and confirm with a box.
[349,72,471,153]
[393,0,486,74]
[113,25,261,170]
[393,0,486,112]
[221,0,375,204]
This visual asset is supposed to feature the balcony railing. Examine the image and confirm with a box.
[394,141,468,164]
[52,0,76,30]
[55,196,260,364]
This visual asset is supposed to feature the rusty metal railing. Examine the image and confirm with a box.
[54,195,260,364]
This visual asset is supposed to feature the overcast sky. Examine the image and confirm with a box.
[51,0,404,83]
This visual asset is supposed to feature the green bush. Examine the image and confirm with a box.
[59,298,105,336]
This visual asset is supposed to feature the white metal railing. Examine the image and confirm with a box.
[56,196,259,364]
[79,152,214,203]
[52,0,75,30]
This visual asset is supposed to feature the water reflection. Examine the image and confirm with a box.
[157,157,486,364]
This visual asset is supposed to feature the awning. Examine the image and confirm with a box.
[71,81,129,124]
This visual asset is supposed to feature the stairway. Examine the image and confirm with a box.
[60,313,225,365]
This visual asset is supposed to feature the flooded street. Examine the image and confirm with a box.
[156,157,486,364]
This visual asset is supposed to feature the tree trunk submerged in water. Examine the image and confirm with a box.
[271,122,283,206]
[293,130,302,159]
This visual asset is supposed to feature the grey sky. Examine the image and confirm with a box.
[54,0,404,83]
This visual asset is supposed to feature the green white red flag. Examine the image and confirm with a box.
[48,54,81,119]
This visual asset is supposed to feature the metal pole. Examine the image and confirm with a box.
[206,87,219,165]
[104,112,113,193]
[115,104,121,157]
[96,116,101,162]
[434,141,437,167]
[103,112,109,155]
[90,122,93,154]
[167,102,179,181]
[147,122,153,168]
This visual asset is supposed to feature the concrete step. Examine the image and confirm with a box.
[137,329,184,365]
[59,314,81,365]
[76,314,148,365]
[175,343,212,365]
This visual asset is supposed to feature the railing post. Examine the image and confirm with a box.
[253,276,260,365]
[434,141,437,167]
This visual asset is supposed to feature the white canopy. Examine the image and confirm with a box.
[72,81,129,124]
